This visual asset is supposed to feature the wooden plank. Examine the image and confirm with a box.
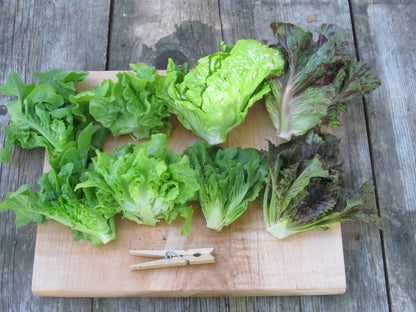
[350,1,416,311]
[108,0,224,70]
[93,297,229,312]
[31,71,346,297]
[216,0,388,311]
[0,0,110,311]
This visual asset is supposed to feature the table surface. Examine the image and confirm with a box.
[0,1,414,311]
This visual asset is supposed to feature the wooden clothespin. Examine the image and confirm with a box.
[129,247,215,270]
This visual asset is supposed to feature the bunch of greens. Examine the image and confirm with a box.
[159,39,285,144]
[75,133,199,235]
[0,69,114,245]
[184,141,268,231]
[0,127,117,245]
[261,129,382,239]
[265,23,381,141]
[71,63,171,141]
[0,24,383,244]
[0,69,107,170]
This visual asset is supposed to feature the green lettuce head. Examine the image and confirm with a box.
[160,40,284,144]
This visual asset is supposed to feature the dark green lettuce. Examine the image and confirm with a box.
[265,23,381,140]
[261,130,382,239]
[160,40,284,144]
[184,141,268,231]
[0,69,107,170]
[0,69,113,245]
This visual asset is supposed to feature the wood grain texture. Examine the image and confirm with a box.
[31,71,346,298]
[0,0,110,311]
[350,1,416,311]
[108,0,223,70]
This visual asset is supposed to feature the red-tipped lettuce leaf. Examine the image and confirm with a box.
[265,23,381,141]
[261,130,382,239]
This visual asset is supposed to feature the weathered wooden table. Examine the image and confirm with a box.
[1,0,414,311]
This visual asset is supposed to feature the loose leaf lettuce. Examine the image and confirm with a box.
[184,141,268,231]
[0,163,117,245]
[261,130,382,239]
[160,40,284,144]
[71,63,171,140]
[0,69,113,245]
[0,69,107,170]
[75,133,199,235]
[265,23,381,140]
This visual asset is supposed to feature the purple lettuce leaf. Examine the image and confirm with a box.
[261,129,382,239]
[265,22,381,140]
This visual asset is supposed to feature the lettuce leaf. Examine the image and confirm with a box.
[265,23,381,140]
[0,69,107,170]
[184,141,268,231]
[160,40,284,144]
[261,130,382,239]
[0,163,117,245]
[71,63,171,140]
[75,133,199,235]
[0,69,113,245]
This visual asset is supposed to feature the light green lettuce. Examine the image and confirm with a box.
[75,133,199,235]
[160,40,284,144]
[71,63,171,141]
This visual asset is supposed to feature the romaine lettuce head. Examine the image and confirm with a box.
[265,23,381,141]
[261,130,382,239]
[184,140,268,231]
[75,133,199,235]
[160,40,284,144]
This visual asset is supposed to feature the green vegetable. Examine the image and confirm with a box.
[265,23,381,141]
[71,63,171,140]
[160,40,284,144]
[0,163,117,245]
[184,141,268,231]
[0,70,113,245]
[75,133,199,235]
[0,69,107,170]
[261,130,382,239]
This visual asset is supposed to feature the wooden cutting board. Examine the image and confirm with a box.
[31,71,346,297]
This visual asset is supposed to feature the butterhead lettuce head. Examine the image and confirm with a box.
[160,40,284,144]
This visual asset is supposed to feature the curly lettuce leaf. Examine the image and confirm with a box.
[184,141,268,231]
[265,23,381,140]
[0,163,117,245]
[71,63,171,141]
[160,40,284,144]
[76,133,199,235]
[261,130,382,239]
